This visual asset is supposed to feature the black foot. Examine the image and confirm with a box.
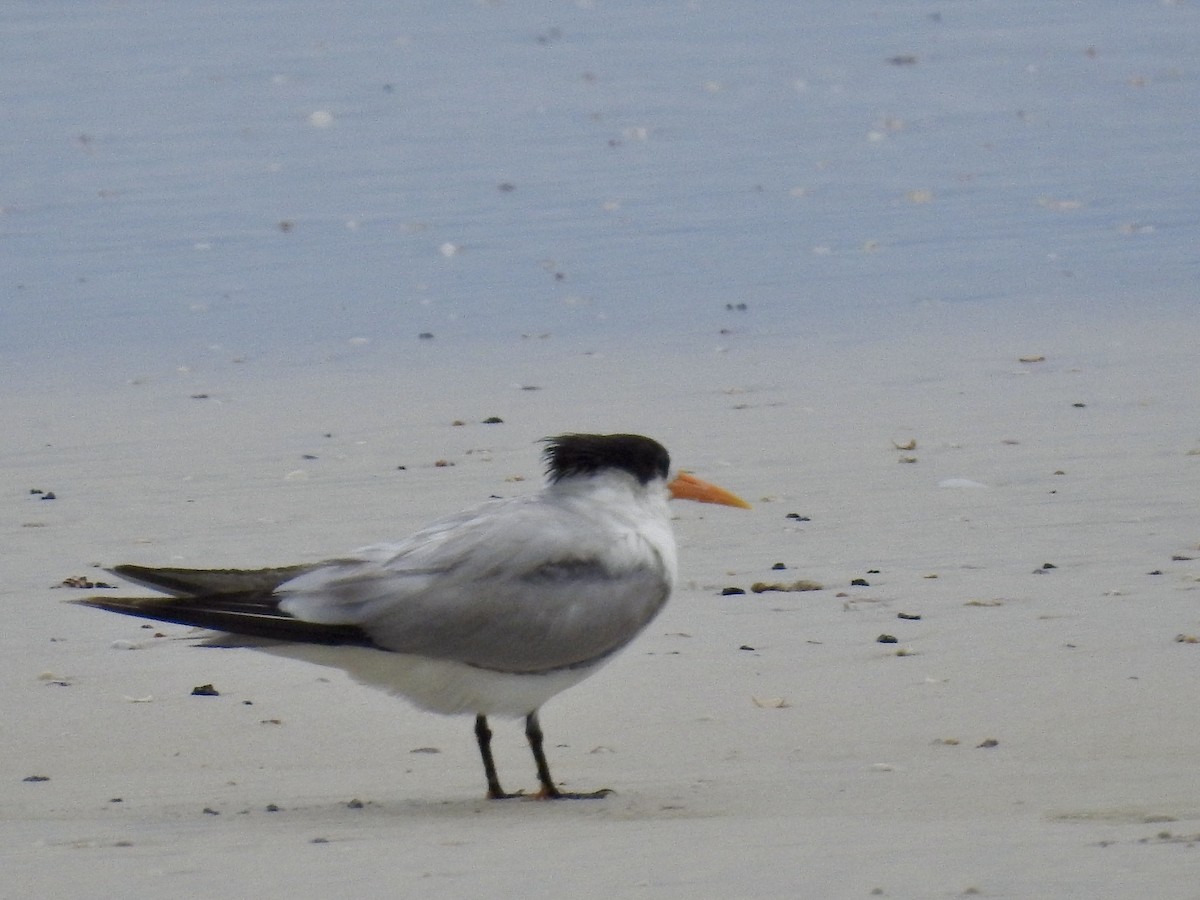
[485,786,613,800]
[534,786,614,800]
[486,788,527,800]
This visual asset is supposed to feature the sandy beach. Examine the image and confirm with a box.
[5,308,1199,898]
[6,0,1199,895]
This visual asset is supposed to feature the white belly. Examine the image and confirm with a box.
[257,642,606,717]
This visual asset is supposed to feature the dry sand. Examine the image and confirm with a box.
[4,310,1200,898]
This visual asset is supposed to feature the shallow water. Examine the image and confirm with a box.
[4,1,1197,380]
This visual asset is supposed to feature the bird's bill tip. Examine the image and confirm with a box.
[668,472,751,509]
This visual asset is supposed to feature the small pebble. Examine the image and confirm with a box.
[191,684,220,696]
[720,587,746,596]
[876,634,898,644]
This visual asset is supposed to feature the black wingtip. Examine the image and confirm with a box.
[70,592,373,647]
[108,564,312,598]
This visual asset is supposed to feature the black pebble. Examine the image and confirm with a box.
[876,634,898,644]
[191,684,220,696]
[785,513,811,521]
[720,587,746,596]
[851,578,870,587]
[771,562,786,570]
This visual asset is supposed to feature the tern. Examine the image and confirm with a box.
[73,433,749,799]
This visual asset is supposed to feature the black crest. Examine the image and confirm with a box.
[542,434,671,486]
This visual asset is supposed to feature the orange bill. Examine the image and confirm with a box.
[667,471,752,509]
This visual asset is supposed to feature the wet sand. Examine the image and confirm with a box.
[5,311,1199,898]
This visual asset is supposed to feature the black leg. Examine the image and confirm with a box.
[525,711,559,797]
[475,714,514,799]
[525,710,612,800]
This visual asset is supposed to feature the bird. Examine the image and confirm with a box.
[72,433,750,800]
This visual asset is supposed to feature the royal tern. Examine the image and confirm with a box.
[73,433,749,799]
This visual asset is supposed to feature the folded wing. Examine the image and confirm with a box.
[77,494,672,674]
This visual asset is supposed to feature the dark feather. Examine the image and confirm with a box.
[110,563,314,598]
[542,433,669,486]
[70,591,372,647]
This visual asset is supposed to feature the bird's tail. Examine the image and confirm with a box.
[108,563,314,598]
[70,587,370,646]
[69,563,370,646]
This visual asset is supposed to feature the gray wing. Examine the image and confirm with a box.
[278,495,673,673]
